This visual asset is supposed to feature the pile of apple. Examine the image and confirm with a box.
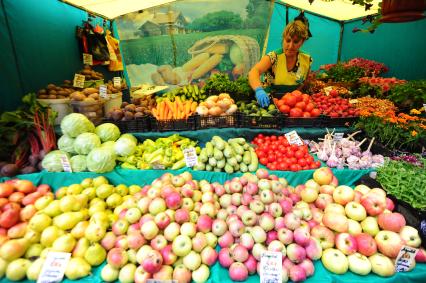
[215,168,319,282]
[0,180,52,237]
[0,176,141,281]
[100,172,219,283]
[303,168,426,277]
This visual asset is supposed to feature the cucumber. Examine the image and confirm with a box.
[224,164,234,174]
[205,164,213,171]
[248,149,259,172]
[199,148,208,163]
[227,157,238,166]
[230,143,244,155]
[228,138,246,145]
[235,154,243,163]
[223,145,234,158]
[212,136,226,151]
[208,157,217,167]
[233,163,240,171]
[213,148,224,160]
[240,163,248,173]
[216,159,226,169]
[243,143,250,150]
[243,151,252,165]
[206,142,214,157]
[193,163,205,171]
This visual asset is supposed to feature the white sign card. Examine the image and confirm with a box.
[60,155,72,173]
[183,147,198,167]
[99,85,108,99]
[37,252,71,283]
[73,74,85,88]
[333,133,344,141]
[113,77,122,88]
[147,280,178,283]
[395,246,418,272]
[260,251,282,283]
[285,130,303,146]
[82,53,93,65]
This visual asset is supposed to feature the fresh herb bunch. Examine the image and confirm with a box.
[387,80,426,111]
[202,73,254,101]
[377,157,426,210]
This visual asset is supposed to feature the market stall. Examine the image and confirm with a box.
[0,0,425,282]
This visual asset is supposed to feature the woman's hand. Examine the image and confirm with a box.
[255,87,270,107]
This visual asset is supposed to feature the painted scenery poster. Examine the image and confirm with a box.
[115,0,272,86]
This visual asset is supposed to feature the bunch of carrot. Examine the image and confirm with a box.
[152,97,197,120]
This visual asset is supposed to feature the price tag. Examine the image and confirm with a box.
[60,155,72,173]
[37,251,71,283]
[349,99,359,104]
[333,133,344,141]
[183,147,198,167]
[73,74,85,88]
[113,77,122,88]
[151,161,165,170]
[99,85,108,99]
[82,53,93,65]
[147,280,177,283]
[285,130,303,146]
[395,246,418,272]
[423,103,426,110]
[260,251,282,283]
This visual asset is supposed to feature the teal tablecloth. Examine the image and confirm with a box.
[1,168,425,282]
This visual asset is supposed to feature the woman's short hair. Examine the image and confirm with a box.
[283,21,309,41]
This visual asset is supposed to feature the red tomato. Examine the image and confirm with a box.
[310,109,321,117]
[286,150,294,158]
[289,157,298,164]
[302,94,310,104]
[294,150,304,159]
[303,112,311,118]
[285,95,297,107]
[260,157,268,164]
[314,161,321,168]
[305,103,315,112]
[268,156,276,163]
[290,164,298,172]
[279,105,291,114]
[276,100,285,107]
[295,101,306,110]
[298,158,307,167]
[271,135,277,141]
[289,108,303,117]
[306,155,314,163]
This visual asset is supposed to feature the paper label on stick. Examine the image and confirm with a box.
[183,147,198,167]
[82,53,93,65]
[37,251,71,283]
[60,155,72,173]
[395,246,418,272]
[113,77,122,88]
[99,85,108,99]
[73,74,85,88]
[423,103,426,111]
[333,133,344,141]
[260,251,282,283]
[285,130,303,146]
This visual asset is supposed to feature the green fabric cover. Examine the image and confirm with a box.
[1,168,425,283]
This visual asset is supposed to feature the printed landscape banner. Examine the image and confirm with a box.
[115,0,272,87]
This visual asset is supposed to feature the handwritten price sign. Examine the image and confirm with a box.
[260,251,282,283]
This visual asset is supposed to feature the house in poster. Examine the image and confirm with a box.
[136,10,188,37]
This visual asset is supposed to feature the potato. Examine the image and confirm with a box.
[38,95,48,99]
[48,90,57,96]
[111,110,123,121]
[57,90,68,96]
[72,93,86,101]
[124,104,136,112]
[134,112,144,118]
[48,95,56,99]
[83,88,98,95]
[47,84,56,90]
[88,93,99,100]
[81,69,92,75]
[124,111,134,120]
[38,89,47,95]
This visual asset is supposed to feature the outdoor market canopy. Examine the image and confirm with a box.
[62,0,380,21]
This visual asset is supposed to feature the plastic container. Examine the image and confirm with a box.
[195,113,240,129]
[283,116,324,128]
[150,116,196,132]
[83,79,104,88]
[322,116,359,127]
[71,100,104,125]
[37,98,72,125]
[240,113,283,129]
[103,92,123,114]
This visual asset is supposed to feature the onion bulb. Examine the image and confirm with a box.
[196,106,209,116]
[226,104,238,114]
[208,106,223,116]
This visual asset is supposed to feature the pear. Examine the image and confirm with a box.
[6,258,31,281]
[0,257,7,277]
[67,183,83,195]
[115,184,129,197]
[43,200,62,217]
[55,187,67,198]
[90,211,109,228]
[65,257,91,280]
[81,178,93,189]
[34,195,53,210]
[82,187,96,199]
[24,229,41,244]
[0,238,30,261]
[85,223,106,242]
[101,263,119,282]
[41,226,64,247]
[84,243,106,266]
[75,194,89,209]
[72,238,90,258]
[26,258,45,280]
[40,248,53,259]
[106,193,123,208]
[29,213,51,232]
[118,263,137,283]
[93,176,109,187]
[96,184,114,199]
[52,234,76,253]
[25,243,44,260]
[71,221,89,239]
[53,212,84,230]
[59,195,77,212]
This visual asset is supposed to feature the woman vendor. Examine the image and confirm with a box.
[249,16,312,107]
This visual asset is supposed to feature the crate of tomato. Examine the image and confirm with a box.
[273,90,323,127]
[311,90,360,127]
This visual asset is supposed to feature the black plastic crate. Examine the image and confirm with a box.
[102,118,128,133]
[150,115,196,132]
[127,116,151,133]
[283,116,324,128]
[240,113,283,129]
[322,116,359,127]
[195,113,240,129]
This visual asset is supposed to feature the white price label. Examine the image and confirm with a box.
[183,147,198,167]
[285,130,303,146]
[99,85,108,99]
[152,161,165,170]
[113,77,122,88]
[395,246,418,272]
[82,53,93,65]
[260,251,282,283]
[37,252,71,283]
[60,155,72,173]
[73,74,85,88]
[333,133,344,141]
[147,280,177,283]
[423,103,426,110]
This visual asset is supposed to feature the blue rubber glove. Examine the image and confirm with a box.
[255,87,270,108]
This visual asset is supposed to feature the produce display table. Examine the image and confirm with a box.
[2,167,426,283]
